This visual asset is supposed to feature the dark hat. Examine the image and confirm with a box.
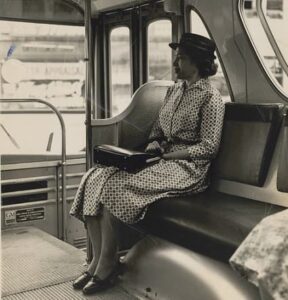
[169,33,216,60]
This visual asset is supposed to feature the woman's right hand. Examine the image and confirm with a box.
[145,141,164,155]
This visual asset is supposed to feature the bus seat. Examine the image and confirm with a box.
[91,82,286,261]
[213,103,283,186]
[139,102,286,262]
[91,81,173,150]
[277,108,288,192]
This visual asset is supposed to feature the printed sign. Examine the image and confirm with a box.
[16,207,45,223]
[5,210,16,225]
[4,207,45,225]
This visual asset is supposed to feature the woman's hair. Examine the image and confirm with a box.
[196,59,218,78]
[183,47,218,77]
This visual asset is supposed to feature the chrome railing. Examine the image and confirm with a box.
[0,98,68,241]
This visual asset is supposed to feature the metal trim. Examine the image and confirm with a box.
[2,187,56,198]
[237,0,288,102]
[1,199,57,210]
[2,158,86,171]
[257,0,288,77]
[1,175,55,185]
[0,98,67,241]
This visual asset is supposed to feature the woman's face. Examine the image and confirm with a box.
[173,47,199,80]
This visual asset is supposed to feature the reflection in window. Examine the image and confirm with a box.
[0,21,85,110]
[110,27,131,117]
[0,21,85,154]
[148,20,172,81]
[241,0,288,95]
[190,11,231,102]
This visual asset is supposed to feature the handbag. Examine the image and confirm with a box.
[93,144,160,172]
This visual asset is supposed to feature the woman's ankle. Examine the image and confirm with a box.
[94,259,119,279]
[87,257,97,275]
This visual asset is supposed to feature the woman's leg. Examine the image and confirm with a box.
[94,207,119,279]
[86,216,102,275]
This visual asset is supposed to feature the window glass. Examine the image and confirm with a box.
[0,21,85,154]
[190,11,231,102]
[148,20,172,81]
[110,27,131,117]
[241,0,288,95]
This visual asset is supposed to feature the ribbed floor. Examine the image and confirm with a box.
[1,227,137,300]
[2,281,137,300]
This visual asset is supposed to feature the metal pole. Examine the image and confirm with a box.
[0,98,67,241]
[84,0,93,171]
[84,0,94,262]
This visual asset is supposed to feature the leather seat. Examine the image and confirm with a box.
[140,190,284,261]
[137,103,286,261]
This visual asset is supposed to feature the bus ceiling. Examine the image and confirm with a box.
[0,0,182,24]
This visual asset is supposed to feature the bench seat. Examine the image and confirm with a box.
[140,191,284,261]
[92,82,287,263]
[137,102,286,262]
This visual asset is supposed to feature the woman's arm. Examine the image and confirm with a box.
[162,149,190,160]
[162,91,225,161]
[187,92,225,160]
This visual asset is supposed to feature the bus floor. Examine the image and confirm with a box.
[1,226,137,300]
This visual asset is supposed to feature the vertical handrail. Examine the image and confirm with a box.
[84,0,94,263]
[84,0,93,171]
[0,98,67,241]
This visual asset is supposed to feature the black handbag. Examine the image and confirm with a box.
[93,144,160,172]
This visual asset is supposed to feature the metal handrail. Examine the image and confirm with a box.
[0,98,67,241]
[84,0,93,263]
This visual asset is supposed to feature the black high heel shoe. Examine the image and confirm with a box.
[82,263,124,295]
[72,271,92,289]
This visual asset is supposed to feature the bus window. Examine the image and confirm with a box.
[190,11,231,102]
[110,26,131,117]
[241,0,288,97]
[147,20,172,81]
[0,21,85,108]
[0,21,85,154]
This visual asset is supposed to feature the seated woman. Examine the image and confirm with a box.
[70,33,225,295]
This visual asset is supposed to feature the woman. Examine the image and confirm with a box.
[70,33,225,295]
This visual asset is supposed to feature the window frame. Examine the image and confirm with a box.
[238,0,288,101]
[139,1,177,83]
[108,25,133,117]
[256,0,288,77]
[101,9,132,118]
[188,7,233,102]
[146,18,173,82]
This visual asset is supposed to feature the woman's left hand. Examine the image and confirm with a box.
[162,149,190,160]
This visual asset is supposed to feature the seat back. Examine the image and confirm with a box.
[91,81,172,150]
[213,103,284,186]
[277,109,288,192]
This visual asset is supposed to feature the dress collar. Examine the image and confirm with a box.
[184,78,209,91]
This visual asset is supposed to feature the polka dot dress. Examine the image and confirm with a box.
[70,78,225,224]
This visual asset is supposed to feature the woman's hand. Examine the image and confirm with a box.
[162,149,190,160]
[145,141,164,155]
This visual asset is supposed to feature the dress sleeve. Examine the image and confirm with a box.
[148,86,173,142]
[187,91,225,160]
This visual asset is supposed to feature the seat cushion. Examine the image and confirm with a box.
[139,191,284,261]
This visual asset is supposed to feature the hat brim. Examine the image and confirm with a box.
[169,42,179,50]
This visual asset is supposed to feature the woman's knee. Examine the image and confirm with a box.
[102,207,119,223]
